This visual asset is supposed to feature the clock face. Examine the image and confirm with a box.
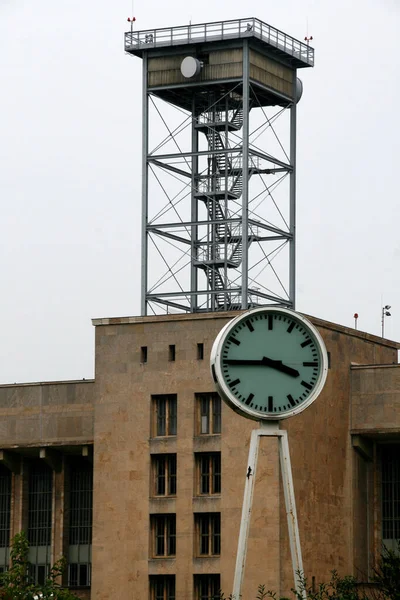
[210,307,328,421]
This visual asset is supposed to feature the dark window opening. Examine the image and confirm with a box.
[141,346,148,363]
[68,457,93,587]
[0,464,11,572]
[194,574,221,600]
[28,462,52,547]
[382,445,400,547]
[150,575,176,600]
[197,343,204,360]
[169,345,176,362]
[69,563,91,587]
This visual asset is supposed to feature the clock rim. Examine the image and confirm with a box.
[210,307,328,422]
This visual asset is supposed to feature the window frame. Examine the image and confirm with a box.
[194,574,221,600]
[67,457,93,588]
[149,575,176,600]
[195,453,221,496]
[194,513,221,557]
[152,454,177,497]
[151,514,176,558]
[152,395,177,438]
[0,465,11,571]
[381,444,400,548]
[27,461,52,583]
[196,393,221,436]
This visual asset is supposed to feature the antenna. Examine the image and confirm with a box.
[382,305,392,338]
[127,0,136,32]
[305,16,313,45]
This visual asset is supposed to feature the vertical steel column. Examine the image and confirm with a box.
[190,95,199,312]
[141,53,149,316]
[289,75,297,310]
[241,40,250,310]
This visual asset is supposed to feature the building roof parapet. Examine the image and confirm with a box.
[0,378,94,390]
[124,17,314,68]
[92,311,400,350]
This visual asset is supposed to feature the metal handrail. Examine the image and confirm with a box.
[124,17,314,66]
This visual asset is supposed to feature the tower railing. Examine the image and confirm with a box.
[125,17,314,67]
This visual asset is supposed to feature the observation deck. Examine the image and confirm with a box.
[124,17,314,69]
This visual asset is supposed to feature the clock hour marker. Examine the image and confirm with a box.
[287,321,295,333]
[268,315,273,330]
[301,338,312,348]
[303,362,318,367]
[229,336,241,346]
[287,394,296,407]
[245,393,254,406]
[268,396,273,412]
[301,380,313,391]
[246,321,254,332]
[229,378,240,388]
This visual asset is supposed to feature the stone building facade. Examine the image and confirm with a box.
[0,311,399,600]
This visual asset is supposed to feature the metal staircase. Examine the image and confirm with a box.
[194,96,255,310]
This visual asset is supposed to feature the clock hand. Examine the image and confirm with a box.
[224,359,265,365]
[261,356,299,378]
[223,358,299,378]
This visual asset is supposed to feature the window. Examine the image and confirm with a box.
[196,393,221,435]
[0,466,11,571]
[28,462,52,583]
[196,453,221,495]
[149,575,176,600]
[169,345,176,362]
[69,563,91,587]
[382,445,400,549]
[194,574,221,600]
[151,514,176,557]
[28,564,49,586]
[152,454,177,496]
[141,346,148,363]
[195,513,220,556]
[68,458,93,587]
[197,343,204,360]
[153,395,177,437]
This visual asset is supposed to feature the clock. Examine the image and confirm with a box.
[210,307,328,421]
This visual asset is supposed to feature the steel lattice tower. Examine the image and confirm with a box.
[125,18,314,314]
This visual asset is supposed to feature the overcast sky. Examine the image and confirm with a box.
[0,0,399,384]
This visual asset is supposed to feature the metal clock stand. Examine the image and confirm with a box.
[233,420,306,600]
[210,307,329,600]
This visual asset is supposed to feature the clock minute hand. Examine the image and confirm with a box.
[224,359,265,365]
[223,358,299,378]
[261,356,299,378]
